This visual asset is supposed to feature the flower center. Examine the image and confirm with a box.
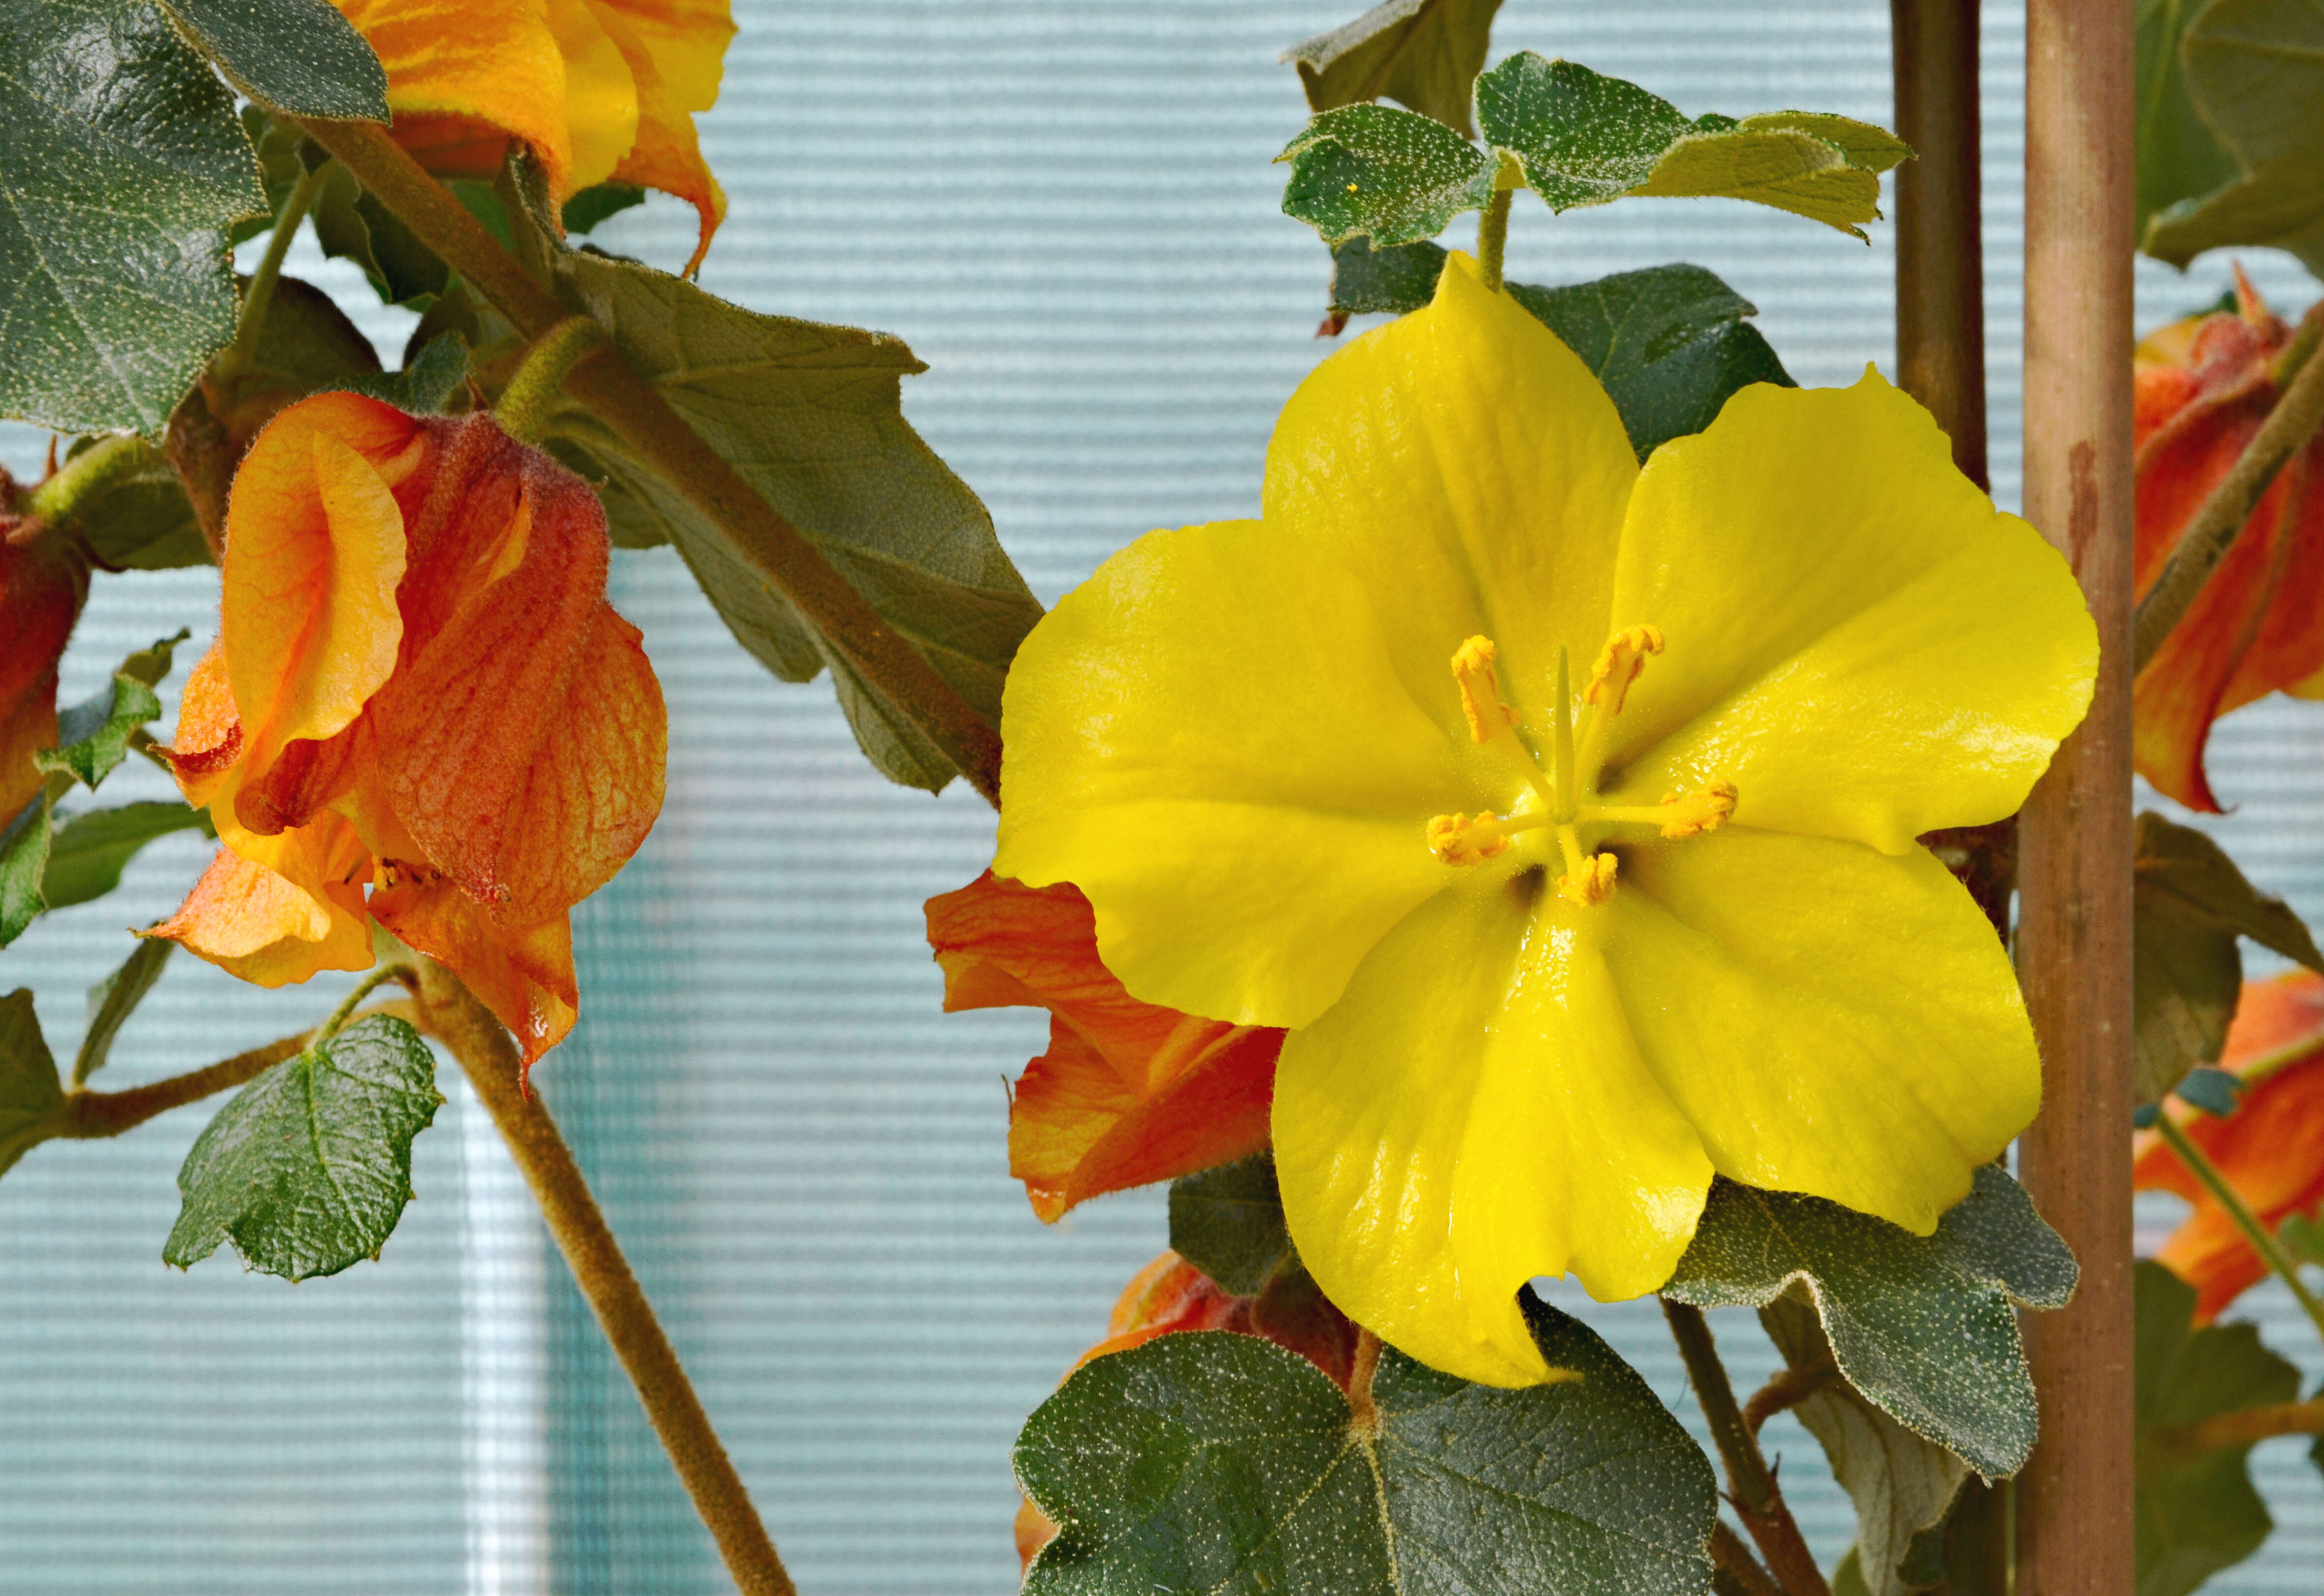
[1428,630,1737,906]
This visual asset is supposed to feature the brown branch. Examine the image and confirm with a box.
[290,115,1006,806]
[1662,1300,1832,1596]
[1741,1363,1840,1436]
[2156,1396,2324,1462]
[1891,0,1989,492]
[407,959,797,1596]
[1711,1520,1785,1596]
[162,384,234,562]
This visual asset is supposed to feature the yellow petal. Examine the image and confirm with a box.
[1604,827,2040,1233]
[545,0,642,193]
[588,0,728,271]
[1262,251,1638,729]
[996,254,1638,1029]
[586,0,730,112]
[333,0,576,193]
[1273,880,1713,1388]
[1602,368,2097,853]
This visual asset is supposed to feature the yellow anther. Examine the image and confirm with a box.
[1556,849,1619,907]
[1584,624,1665,717]
[1655,782,1739,840]
[1450,635,1517,745]
[1428,812,1510,866]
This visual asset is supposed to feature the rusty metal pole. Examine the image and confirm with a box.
[2014,0,2137,1589]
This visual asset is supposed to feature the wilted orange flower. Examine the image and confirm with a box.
[154,391,666,1066]
[331,0,734,272]
[2133,273,2324,811]
[1014,1251,1358,1569]
[2134,971,2324,1321]
[926,871,1279,1220]
[0,526,89,820]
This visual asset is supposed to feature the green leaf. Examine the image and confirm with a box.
[1016,1293,1716,1596]
[0,0,267,433]
[1167,1153,1293,1296]
[156,0,388,121]
[528,208,1046,793]
[2134,1260,2298,1596]
[43,800,213,911]
[0,797,54,949]
[1277,103,1499,248]
[563,181,649,236]
[35,631,186,791]
[1281,0,1506,137]
[61,437,212,570]
[2134,0,2243,241]
[1325,244,1793,460]
[2142,0,2324,275]
[1663,1167,2077,1478]
[1762,1292,1966,1596]
[75,937,174,1086]
[0,990,63,1180]
[339,333,468,415]
[2133,811,2324,1106]
[164,1014,444,1280]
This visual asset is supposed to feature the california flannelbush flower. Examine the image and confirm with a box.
[330,0,734,270]
[990,255,2098,1386]
[155,392,666,1067]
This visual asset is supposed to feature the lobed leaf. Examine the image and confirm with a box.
[1663,1166,2076,1479]
[75,937,174,1086]
[2133,812,2324,1107]
[164,1014,443,1280]
[43,800,213,911]
[0,990,63,1180]
[1167,1154,1295,1296]
[35,632,185,792]
[1282,0,1505,137]
[157,0,388,121]
[0,797,54,949]
[0,0,266,434]
[1277,103,1499,248]
[1016,1293,1715,1596]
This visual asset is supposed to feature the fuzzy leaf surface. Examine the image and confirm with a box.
[62,437,211,569]
[1277,103,1499,247]
[2134,0,2242,240]
[35,632,182,792]
[0,991,62,1180]
[44,800,212,912]
[0,798,53,949]
[1663,1167,2076,1478]
[1016,1295,1715,1596]
[1168,1153,1295,1296]
[157,0,388,120]
[164,1015,443,1280]
[1282,0,1505,136]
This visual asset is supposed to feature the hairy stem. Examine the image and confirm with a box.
[1741,1363,1839,1435]
[25,435,153,533]
[2154,1112,2324,1346]
[2156,1394,2324,1462]
[1475,187,1512,293]
[410,960,798,1596]
[217,163,329,385]
[291,115,1005,805]
[2132,313,2324,673]
[1710,1520,1784,1596]
[1662,1300,1831,1596]
[493,316,606,444]
[58,1002,418,1140]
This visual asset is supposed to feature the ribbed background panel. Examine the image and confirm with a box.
[2,2,2321,1591]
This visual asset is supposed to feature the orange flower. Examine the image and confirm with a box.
[2134,971,2324,1321]
[0,525,89,821]
[153,391,666,1067]
[926,871,1279,1220]
[1013,1251,1358,1569]
[2133,272,2324,811]
[331,0,734,272]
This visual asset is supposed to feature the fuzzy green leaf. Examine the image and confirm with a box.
[1277,103,1499,248]
[60,437,212,570]
[1282,0,1505,137]
[2134,812,2324,1107]
[43,800,212,912]
[1663,1167,2076,1479]
[164,1014,443,1280]
[1016,1294,1715,1596]
[75,937,174,1086]
[1167,1154,1294,1296]
[0,797,54,949]
[562,181,648,236]
[157,0,388,121]
[0,990,63,1180]
[35,632,184,792]
[2134,0,2243,241]
[2134,1261,2298,1596]
[0,0,266,433]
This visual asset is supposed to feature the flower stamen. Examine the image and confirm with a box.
[1583,782,1739,839]
[1554,825,1618,907]
[1450,635,1517,745]
[1572,623,1663,790]
[1428,811,1509,866]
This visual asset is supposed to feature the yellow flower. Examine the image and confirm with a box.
[332,0,734,272]
[993,254,2098,1387]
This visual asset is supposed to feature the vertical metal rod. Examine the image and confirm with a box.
[2015,0,2137,1589]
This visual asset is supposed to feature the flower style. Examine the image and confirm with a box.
[2135,972,2324,1322]
[926,871,1279,1220]
[0,528,88,821]
[330,0,735,271]
[153,391,666,1067]
[993,254,2097,1386]
[2133,272,2324,811]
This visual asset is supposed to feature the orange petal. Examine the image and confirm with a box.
[2134,972,2324,1320]
[0,534,86,819]
[926,872,1280,1220]
[587,0,730,271]
[332,0,577,196]
[369,880,578,1069]
[151,821,375,988]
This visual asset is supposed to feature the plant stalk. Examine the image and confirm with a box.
[290,115,1005,806]
[58,1003,417,1140]
[2154,1111,2324,1346]
[2131,313,2324,673]
[2156,1394,2324,1461]
[493,316,606,445]
[409,959,798,1596]
[217,163,328,385]
[1475,187,1512,293]
[1662,1299,1831,1596]
[1710,1521,1784,1596]
[25,435,153,532]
